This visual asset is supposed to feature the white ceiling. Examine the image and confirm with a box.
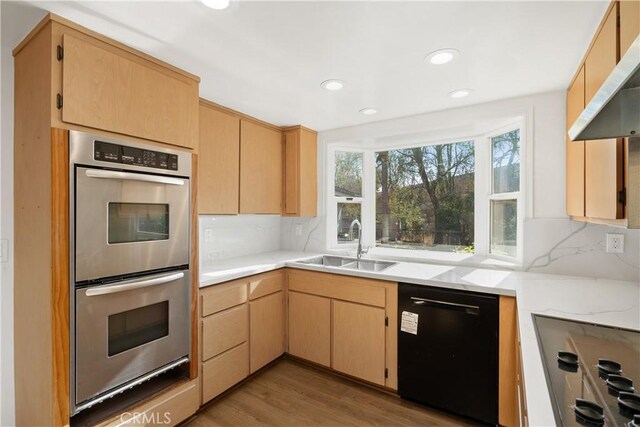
[18,0,609,131]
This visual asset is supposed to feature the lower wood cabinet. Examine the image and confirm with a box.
[332,300,386,385]
[288,291,331,367]
[202,343,249,404]
[250,291,285,373]
[286,269,397,389]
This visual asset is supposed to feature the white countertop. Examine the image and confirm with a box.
[199,251,640,426]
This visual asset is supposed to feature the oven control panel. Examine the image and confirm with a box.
[94,141,179,171]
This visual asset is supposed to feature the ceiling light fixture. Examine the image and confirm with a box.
[201,0,230,10]
[321,79,345,91]
[359,108,378,115]
[425,48,460,65]
[448,89,472,99]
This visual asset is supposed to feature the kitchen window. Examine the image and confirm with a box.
[328,121,524,262]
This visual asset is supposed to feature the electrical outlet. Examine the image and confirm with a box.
[295,225,303,236]
[0,239,7,263]
[204,228,214,243]
[606,233,624,253]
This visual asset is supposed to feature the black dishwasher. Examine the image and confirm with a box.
[398,283,499,425]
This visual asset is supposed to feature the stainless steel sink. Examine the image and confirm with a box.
[298,256,397,272]
[342,259,397,272]
[299,255,355,267]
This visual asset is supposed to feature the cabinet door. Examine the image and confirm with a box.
[584,4,618,103]
[199,104,240,214]
[586,139,624,219]
[284,127,317,217]
[566,66,585,217]
[240,121,283,214]
[288,292,331,367]
[61,34,198,149]
[332,300,386,385]
[202,342,249,403]
[250,291,284,373]
[620,0,640,58]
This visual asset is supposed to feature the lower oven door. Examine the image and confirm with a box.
[74,270,190,407]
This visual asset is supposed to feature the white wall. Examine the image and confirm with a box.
[281,90,640,283]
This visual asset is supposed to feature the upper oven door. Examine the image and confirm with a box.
[75,166,190,282]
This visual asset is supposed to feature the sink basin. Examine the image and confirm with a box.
[298,256,397,272]
[299,255,355,267]
[342,259,397,272]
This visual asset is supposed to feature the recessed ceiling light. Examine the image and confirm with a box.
[321,79,345,91]
[359,108,378,115]
[425,48,460,65]
[201,0,230,10]
[448,89,472,99]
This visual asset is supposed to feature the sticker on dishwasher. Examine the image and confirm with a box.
[400,311,418,335]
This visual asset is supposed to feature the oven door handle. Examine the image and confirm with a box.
[85,169,185,186]
[85,271,185,296]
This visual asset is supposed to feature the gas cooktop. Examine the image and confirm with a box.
[533,314,640,427]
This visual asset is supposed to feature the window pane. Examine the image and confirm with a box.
[337,203,361,244]
[492,129,520,193]
[335,151,363,198]
[491,199,517,257]
[375,141,475,253]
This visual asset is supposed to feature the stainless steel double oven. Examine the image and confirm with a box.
[69,131,192,415]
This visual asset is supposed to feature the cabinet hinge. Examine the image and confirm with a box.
[385,316,388,327]
[619,189,626,206]
[384,368,388,379]
[56,93,63,109]
[56,45,64,61]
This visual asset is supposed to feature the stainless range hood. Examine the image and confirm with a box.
[568,36,640,141]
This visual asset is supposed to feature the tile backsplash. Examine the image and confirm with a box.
[199,215,281,268]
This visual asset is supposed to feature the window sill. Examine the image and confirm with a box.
[362,247,522,270]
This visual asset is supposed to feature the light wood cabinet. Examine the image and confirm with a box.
[332,300,386,386]
[61,34,199,149]
[198,101,240,214]
[584,3,618,104]
[201,343,249,404]
[240,120,283,214]
[288,292,331,367]
[566,1,627,223]
[566,67,586,217]
[286,269,397,389]
[620,0,640,58]
[250,291,285,373]
[202,304,248,361]
[283,126,318,217]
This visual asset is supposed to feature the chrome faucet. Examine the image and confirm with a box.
[348,219,368,260]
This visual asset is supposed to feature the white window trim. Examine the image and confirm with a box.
[326,117,527,264]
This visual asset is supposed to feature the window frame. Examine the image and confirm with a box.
[326,118,526,264]
[485,123,524,263]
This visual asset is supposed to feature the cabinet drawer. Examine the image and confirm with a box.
[288,270,386,307]
[101,379,198,426]
[248,270,284,300]
[201,280,247,317]
[202,304,248,361]
[202,342,249,403]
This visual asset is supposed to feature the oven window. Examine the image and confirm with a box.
[108,301,169,356]
[108,203,169,244]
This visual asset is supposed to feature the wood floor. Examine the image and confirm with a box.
[187,358,479,427]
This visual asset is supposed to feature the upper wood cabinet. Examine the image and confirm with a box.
[620,0,640,57]
[566,66,586,218]
[566,1,627,223]
[240,120,283,214]
[284,126,318,217]
[584,3,618,104]
[61,34,199,149]
[199,102,240,214]
[13,14,200,150]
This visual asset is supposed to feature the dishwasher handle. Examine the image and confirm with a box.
[410,297,480,315]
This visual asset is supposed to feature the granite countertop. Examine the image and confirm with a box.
[199,251,640,427]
